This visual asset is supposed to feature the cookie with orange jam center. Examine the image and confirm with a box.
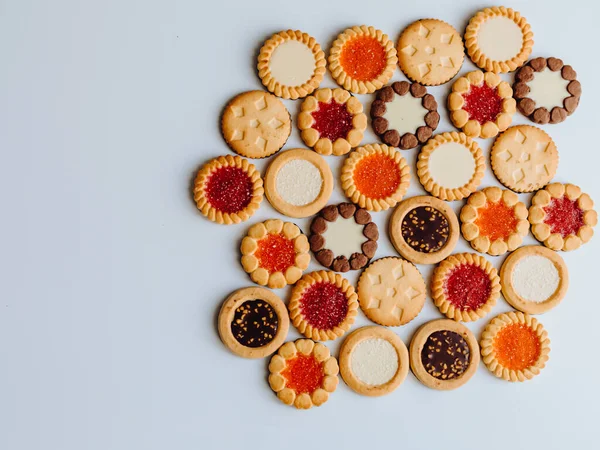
[341,143,410,212]
[481,312,550,382]
[240,219,311,289]
[328,25,397,94]
[460,187,529,256]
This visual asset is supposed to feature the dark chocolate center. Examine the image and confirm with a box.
[421,330,470,380]
[231,300,278,348]
[401,206,449,253]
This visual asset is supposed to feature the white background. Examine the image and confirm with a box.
[1,0,598,449]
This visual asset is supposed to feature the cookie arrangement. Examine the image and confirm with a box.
[194,6,597,408]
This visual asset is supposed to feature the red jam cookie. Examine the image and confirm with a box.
[341,143,410,212]
[241,219,311,289]
[328,25,397,94]
[298,88,367,156]
[432,253,500,322]
[268,339,339,409]
[449,70,516,139]
[481,312,550,382]
[461,187,529,256]
[193,155,263,224]
[289,270,358,341]
[529,183,597,251]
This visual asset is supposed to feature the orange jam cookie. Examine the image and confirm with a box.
[218,287,289,359]
[341,143,410,212]
[529,183,597,251]
[240,219,310,289]
[448,70,516,139]
[481,312,550,382]
[289,270,358,341]
[298,88,367,156]
[268,339,339,409]
[258,30,326,100]
[460,187,529,256]
[328,25,397,94]
[193,155,263,224]
[417,132,485,201]
[465,7,533,73]
[397,19,465,86]
[432,253,500,322]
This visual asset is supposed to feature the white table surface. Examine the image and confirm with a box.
[1,0,598,448]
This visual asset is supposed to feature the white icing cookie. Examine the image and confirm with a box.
[527,68,570,110]
[275,159,322,207]
[268,40,316,87]
[427,142,475,189]
[476,16,523,62]
[321,216,367,259]
[383,93,428,137]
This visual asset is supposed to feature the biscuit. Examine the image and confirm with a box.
[529,183,597,251]
[490,125,558,193]
[409,319,480,390]
[258,29,326,99]
[389,195,459,265]
[500,245,568,314]
[397,19,464,85]
[218,287,289,359]
[460,187,529,256]
[268,339,339,409]
[465,6,533,73]
[339,326,409,397]
[370,81,440,149]
[357,257,426,327]
[328,25,397,94]
[193,155,263,224]
[240,219,310,289]
[298,88,367,156]
[480,312,550,382]
[417,132,485,201]
[448,70,516,138]
[221,90,291,158]
[513,57,581,124]
[341,143,410,212]
[264,148,333,218]
[309,203,378,272]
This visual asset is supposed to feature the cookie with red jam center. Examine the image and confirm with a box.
[289,270,358,341]
[298,88,367,156]
[432,253,500,322]
[193,155,263,224]
[448,70,516,139]
[529,183,597,251]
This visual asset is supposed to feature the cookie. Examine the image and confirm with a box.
[268,339,339,409]
[341,143,410,212]
[513,57,581,124]
[460,187,529,256]
[240,219,311,289]
[339,326,409,397]
[193,155,263,224]
[480,312,550,382]
[357,257,426,327]
[288,270,358,341]
[370,81,440,149]
[417,132,485,201]
[500,246,568,315]
[448,70,516,138]
[221,90,291,159]
[218,287,289,359]
[298,88,367,156]
[409,319,480,390]
[309,203,378,272]
[257,30,326,100]
[529,183,597,251]
[264,148,333,218]
[389,196,459,265]
[465,6,533,73]
[491,125,558,193]
[432,253,500,322]
[397,19,464,85]
[328,25,397,94]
